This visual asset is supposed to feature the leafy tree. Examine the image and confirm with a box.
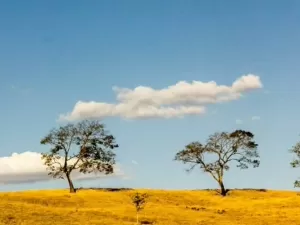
[289,140,300,187]
[174,130,259,196]
[131,192,149,224]
[40,120,119,193]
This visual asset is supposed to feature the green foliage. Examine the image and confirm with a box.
[131,192,149,224]
[40,120,119,192]
[131,192,149,212]
[289,141,300,187]
[174,129,259,196]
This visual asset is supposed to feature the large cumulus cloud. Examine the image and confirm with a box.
[0,152,124,184]
[59,74,263,121]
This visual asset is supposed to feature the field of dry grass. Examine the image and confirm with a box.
[0,189,300,225]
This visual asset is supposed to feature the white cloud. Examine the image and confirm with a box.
[0,152,124,185]
[235,119,243,124]
[131,160,138,165]
[251,116,260,121]
[10,84,32,95]
[59,74,263,121]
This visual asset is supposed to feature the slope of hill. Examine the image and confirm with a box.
[0,189,299,225]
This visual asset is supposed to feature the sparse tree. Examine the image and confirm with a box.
[40,120,119,193]
[174,130,259,196]
[289,140,300,187]
[131,192,149,224]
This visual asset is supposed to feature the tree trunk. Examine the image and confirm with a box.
[136,212,139,224]
[66,173,76,193]
[219,180,228,196]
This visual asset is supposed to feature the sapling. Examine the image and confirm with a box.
[131,192,149,224]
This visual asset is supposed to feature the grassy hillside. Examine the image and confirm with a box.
[0,189,300,225]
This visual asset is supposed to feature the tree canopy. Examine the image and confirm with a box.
[289,141,300,187]
[174,130,259,196]
[40,120,119,193]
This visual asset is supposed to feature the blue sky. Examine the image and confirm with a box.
[0,0,300,191]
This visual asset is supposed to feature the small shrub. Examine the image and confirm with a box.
[140,219,155,224]
[186,206,206,211]
[258,189,267,192]
[131,192,149,224]
[238,188,267,192]
[216,209,226,214]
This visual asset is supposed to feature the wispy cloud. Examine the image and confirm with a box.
[211,110,218,115]
[235,119,243,124]
[58,74,263,121]
[251,116,260,121]
[0,152,125,185]
[10,84,32,95]
[131,160,138,165]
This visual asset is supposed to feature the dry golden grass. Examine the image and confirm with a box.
[0,189,300,225]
